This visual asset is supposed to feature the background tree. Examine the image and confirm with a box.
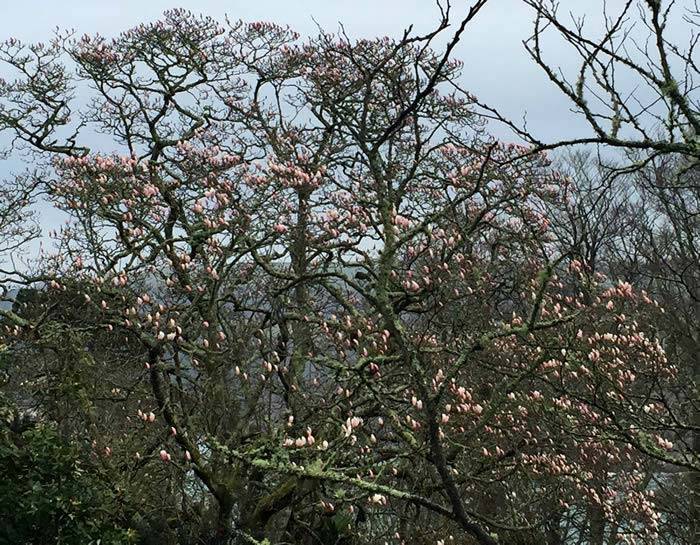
[544,151,698,545]
[480,0,699,171]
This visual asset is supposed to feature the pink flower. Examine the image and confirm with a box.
[369,493,387,505]
[393,215,411,229]
[273,223,288,234]
[142,184,159,198]
[159,449,171,463]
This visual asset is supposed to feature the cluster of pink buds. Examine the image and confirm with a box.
[137,409,157,423]
[342,416,363,438]
[283,427,317,448]
[368,493,387,506]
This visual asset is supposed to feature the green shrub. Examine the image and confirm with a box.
[0,415,135,545]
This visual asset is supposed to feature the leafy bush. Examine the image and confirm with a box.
[0,410,134,545]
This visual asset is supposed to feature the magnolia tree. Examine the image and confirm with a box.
[0,7,690,545]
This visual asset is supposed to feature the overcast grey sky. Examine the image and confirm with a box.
[1,0,696,184]
[1,0,589,141]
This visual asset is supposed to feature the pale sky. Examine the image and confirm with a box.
[0,0,588,142]
[0,0,695,181]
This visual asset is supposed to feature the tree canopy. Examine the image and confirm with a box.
[0,3,697,544]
